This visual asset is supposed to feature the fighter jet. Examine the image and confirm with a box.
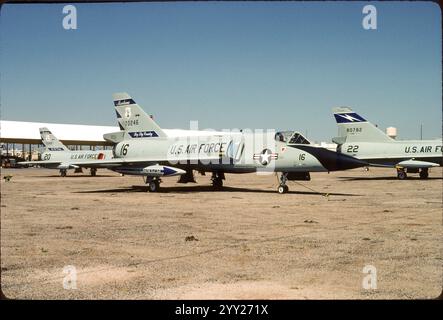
[332,107,443,179]
[61,92,366,193]
[19,127,113,176]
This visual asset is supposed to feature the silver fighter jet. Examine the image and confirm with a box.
[332,107,442,179]
[64,93,367,193]
[19,127,114,176]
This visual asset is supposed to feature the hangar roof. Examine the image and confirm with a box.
[0,120,231,146]
[0,120,119,146]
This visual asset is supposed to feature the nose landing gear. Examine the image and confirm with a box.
[278,173,289,194]
[60,169,67,177]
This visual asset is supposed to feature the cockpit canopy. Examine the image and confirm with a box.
[275,131,310,145]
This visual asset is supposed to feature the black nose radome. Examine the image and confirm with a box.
[290,145,368,171]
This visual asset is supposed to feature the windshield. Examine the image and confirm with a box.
[275,131,310,144]
[288,132,310,144]
[275,131,295,143]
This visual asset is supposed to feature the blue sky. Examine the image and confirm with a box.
[1,1,441,141]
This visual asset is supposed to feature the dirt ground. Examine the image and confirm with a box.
[0,167,442,299]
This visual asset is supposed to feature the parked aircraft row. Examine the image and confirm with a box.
[19,93,442,193]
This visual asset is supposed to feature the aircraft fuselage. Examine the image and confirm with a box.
[110,132,360,175]
[338,140,443,167]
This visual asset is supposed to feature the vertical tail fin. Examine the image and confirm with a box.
[332,107,393,144]
[39,127,69,151]
[112,92,167,139]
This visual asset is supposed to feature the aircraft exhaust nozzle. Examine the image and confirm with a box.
[292,145,368,171]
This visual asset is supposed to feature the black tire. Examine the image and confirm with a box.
[278,185,287,194]
[212,179,223,189]
[90,169,97,177]
[60,170,67,177]
[148,181,160,192]
[419,169,429,179]
[397,170,407,180]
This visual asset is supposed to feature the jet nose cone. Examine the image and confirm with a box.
[291,145,368,171]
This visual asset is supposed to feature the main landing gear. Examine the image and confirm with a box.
[278,173,289,194]
[60,169,67,177]
[211,172,225,190]
[177,169,196,183]
[144,177,161,192]
[90,168,97,177]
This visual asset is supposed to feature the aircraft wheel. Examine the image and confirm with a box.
[60,169,67,177]
[397,170,407,180]
[419,169,429,179]
[90,168,97,177]
[148,180,160,192]
[278,185,288,194]
[212,178,223,189]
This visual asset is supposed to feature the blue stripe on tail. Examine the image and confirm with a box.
[334,113,366,123]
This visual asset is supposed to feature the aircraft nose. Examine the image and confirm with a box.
[291,145,368,171]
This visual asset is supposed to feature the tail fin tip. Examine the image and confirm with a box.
[112,92,167,138]
[39,127,69,150]
[113,92,136,107]
[332,107,367,123]
[332,107,392,143]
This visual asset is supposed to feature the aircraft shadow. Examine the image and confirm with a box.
[34,175,115,178]
[338,176,443,181]
[74,185,360,197]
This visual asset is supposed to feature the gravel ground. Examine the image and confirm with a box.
[1,167,441,299]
